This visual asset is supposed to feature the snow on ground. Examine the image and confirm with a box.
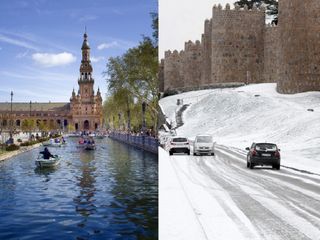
[159,83,320,174]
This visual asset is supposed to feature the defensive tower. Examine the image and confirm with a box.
[277,0,320,93]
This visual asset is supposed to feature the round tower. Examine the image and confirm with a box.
[277,0,320,93]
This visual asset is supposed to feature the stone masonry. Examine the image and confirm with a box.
[161,0,320,94]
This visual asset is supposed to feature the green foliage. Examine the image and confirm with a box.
[5,144,20,151]
[104,13,158,132]
[21,119,36,132]
[20,140,38,147]
[151,12,158,45]
[38,121,49,133]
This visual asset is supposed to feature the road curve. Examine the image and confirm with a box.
[166,145,320,240]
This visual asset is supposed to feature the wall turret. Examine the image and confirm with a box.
[277,0,320,93]
[211,3,265,84]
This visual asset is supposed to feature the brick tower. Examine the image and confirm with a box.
[70,31,102,131]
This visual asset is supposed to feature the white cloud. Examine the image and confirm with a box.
[91,56,105,63]
[97,41,119,50]
[0,33,39,50]
[32,52,76,67]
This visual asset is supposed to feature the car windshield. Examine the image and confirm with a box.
[196,136,212,143]
[255,143,277,151]
[172,138,188,142]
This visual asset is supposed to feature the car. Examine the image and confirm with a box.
[246,143,281,170]
[168,136,190,155]
[193,135,215,156]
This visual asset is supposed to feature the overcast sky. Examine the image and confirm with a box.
[0,0,157,102]
[159,0,234,59]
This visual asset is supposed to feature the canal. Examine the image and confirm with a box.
[0,138,158,240]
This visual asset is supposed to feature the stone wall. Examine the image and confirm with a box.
[161,1,320,95]
[277,0,320,93]
[201,19,212,86]
[163,50,182,91]
[159,59,164,92]
[181,41,202,89]
[211,4,265,84]
[263,25,279,83]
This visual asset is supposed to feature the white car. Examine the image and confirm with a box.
[168,136,190,155]
[193,135,215,156]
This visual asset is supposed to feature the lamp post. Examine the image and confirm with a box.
[142,101,146,135]
[118,113,121,130]
[29,101,32,117]
[127,109,131,132]
[9,91,13,142]
[29,100,32,140]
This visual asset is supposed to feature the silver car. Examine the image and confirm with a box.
[193,135,215,156]
[168,136,190,155]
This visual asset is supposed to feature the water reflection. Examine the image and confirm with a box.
[34,167,58,182]
[0,138,158,240]
[74,151,97,219]
[107,140,158,239]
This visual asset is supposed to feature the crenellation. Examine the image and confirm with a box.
[162,0,320,94]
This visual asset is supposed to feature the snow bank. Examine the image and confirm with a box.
[159,148,208,240]
[159,83,320,174]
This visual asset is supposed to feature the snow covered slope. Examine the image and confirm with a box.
[159,83,320,174]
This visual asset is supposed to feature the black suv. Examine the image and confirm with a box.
[246,143,281,170]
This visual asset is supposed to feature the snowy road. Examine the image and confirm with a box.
[160,146,320,240]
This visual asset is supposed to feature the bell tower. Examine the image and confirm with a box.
[78,30,94,102]
[70,30,103,132]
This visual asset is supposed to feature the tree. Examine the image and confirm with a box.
[21,119,36,140]
[234,0,278,23]
[104,12,159,132]
[38,121,49,136]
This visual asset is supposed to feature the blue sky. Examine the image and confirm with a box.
[0,0,157,102]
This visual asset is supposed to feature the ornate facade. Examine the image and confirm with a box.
[161,0,320,94]
[0,32,103,132]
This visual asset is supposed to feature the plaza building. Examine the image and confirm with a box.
[0,32,103,133]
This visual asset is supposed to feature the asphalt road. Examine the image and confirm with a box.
[168,145,320,240]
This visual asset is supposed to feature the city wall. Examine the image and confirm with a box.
[161,0,320,95]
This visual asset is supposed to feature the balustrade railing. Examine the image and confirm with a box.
[109,132,158,154]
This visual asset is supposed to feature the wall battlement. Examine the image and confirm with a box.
[161,1,320,94]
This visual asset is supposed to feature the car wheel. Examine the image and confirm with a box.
[187,150,190,155]
[211,152,215,156]
[276,164,280,170]
[247,161,249,168]
[249,162,254,169]
[169,151,173,156]
[193,152,196,156]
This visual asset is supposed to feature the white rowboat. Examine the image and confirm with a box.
[35,155,61,168]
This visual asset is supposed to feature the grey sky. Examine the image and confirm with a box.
[159,0,235,59]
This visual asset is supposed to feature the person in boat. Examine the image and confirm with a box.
[40,147,54,159]
[61,137,66,144]
[79,138,84,144]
